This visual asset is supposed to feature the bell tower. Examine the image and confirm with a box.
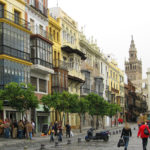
[125,36,142,82]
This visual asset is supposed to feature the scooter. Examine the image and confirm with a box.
[85,128,110,142]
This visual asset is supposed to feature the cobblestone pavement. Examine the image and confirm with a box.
[0,124,145,150]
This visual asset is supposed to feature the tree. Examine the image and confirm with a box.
[2,82,39,119]
[0,100,3,110]
[85,93,102,128]
[107,103,121,127]
[77,97,89,133]
[98,99,109,129]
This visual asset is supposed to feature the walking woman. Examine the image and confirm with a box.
[121,123,132,150]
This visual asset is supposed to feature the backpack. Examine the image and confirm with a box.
[144,127,149,135]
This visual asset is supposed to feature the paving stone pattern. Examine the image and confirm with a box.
[0,125,146,150]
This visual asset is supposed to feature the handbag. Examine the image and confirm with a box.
[117,138,125,147]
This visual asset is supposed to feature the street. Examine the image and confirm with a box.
[0,124,147,150]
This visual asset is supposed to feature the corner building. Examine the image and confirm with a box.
[0,0,32,121]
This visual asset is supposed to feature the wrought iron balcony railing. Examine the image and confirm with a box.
[31,25,52,41]
[0,9,30,30]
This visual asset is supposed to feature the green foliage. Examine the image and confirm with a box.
[107,103,121,117]
[0,100,3,110]
[85,93,101,116]
[2,82,39,112]
[78,97,89,115]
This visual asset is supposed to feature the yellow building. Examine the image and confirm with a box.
[108,59,124,114]
[0,0,32,121]
[48,10,62,123]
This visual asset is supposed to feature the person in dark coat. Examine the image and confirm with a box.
[54,121,58,136]
[121,123,132,150]
[65,122,71,138]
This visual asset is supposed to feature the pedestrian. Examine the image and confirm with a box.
[54,121,58,136]
[137,122,150,150]
[25,121,33,140]
[121,122,132,150]
[18,120,24,139]
[12,120,18,138]
[4,118,10,138]
[49,124,55,142]
[58,123,62,142]
[65,122,71,138]
[31,120,35,136]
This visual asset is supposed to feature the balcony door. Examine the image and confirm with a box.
[14,11,20,24]
[0,3,4,18]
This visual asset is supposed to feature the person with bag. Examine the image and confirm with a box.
[120,123,132,150]
[137,122,150,150]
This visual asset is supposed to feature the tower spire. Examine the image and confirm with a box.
[129,35,136,51]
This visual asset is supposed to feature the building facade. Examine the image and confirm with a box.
[25,0,54,132]
[0,0,32,121]
[79,31,110,127]
[50,7,86,128]
[108,58,125,124]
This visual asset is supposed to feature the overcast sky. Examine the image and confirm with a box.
[48,0,150,78]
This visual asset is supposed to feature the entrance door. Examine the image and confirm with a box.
[37,116,48,132]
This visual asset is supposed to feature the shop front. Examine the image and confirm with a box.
[36,104,50,133]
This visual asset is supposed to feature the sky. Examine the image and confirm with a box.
[48,0,150,78]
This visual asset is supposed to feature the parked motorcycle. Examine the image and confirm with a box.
[85,128,110,142]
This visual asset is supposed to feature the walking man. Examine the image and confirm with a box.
[137,122,150,150]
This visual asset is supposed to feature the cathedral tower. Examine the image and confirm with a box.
[125,36,142,81]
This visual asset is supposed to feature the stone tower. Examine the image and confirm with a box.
[125,36,142,82]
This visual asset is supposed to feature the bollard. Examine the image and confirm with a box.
[67,139,71,144]
[116,130,118,134]
[78,138,81,143]
[134,127,136,130]
[55,142,59,147]
[40,144,45,150]
[113,131,115,135]
[24,146,28,150]
[119,130,121,133]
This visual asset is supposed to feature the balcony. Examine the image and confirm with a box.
[31,58,54,74]
[53,59,68,70]
[31,25,52,42]
[0,9,30,30]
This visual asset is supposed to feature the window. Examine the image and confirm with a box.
[0,3,4,18]
[30,19,35,33]
[57,32,59,42]
[31,77,37,91]
[39,25,43,36]
[39,79,46,93]
[101,62,103,74]
[14,11,20,24]
[53,30,55,40]
[39,0,43,13]
[30,0,35,6]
